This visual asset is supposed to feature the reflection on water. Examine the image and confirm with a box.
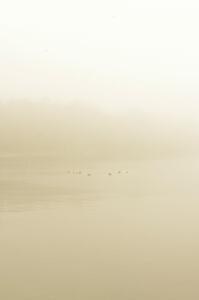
[1,156,199,300]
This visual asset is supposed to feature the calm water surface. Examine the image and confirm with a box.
[1,156,199,300]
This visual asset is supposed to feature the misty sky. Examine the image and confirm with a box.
[1,0,199,116]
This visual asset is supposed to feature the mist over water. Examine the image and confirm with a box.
[0,101,199,300]
[1,0,199,296]
[0,100,199,159]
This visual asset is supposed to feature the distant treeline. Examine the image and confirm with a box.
[0,100,198,160]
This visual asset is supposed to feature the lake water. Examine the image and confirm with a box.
[1,156,199,300]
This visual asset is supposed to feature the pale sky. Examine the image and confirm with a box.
[1,0,199,114]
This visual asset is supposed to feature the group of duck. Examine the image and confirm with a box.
[67,170,129,176]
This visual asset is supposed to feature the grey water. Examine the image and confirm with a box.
[1,155,199,300]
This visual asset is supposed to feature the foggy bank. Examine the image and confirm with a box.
[0,100,198,160]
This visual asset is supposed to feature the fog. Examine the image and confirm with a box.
[0,100,198,160]
[1,101,199,300]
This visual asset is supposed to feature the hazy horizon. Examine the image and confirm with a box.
[1,0,199,161]
[0,100,198,160]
